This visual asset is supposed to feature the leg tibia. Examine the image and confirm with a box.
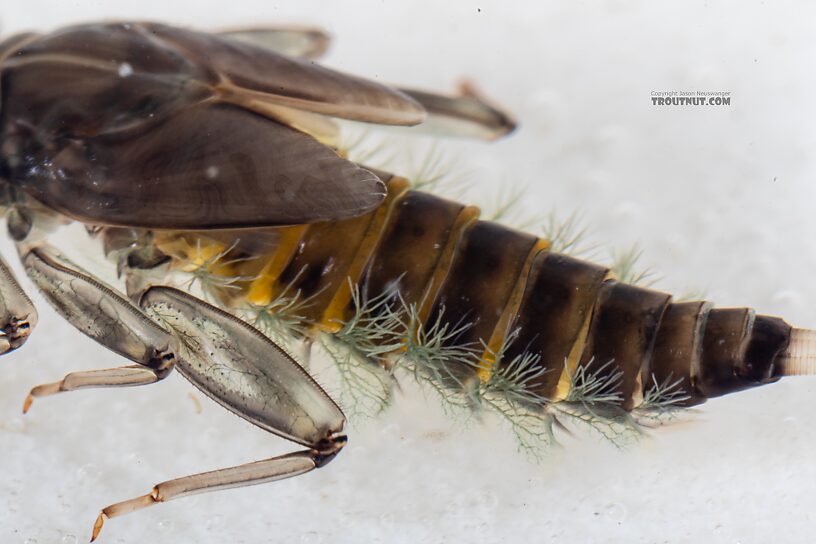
[91,437,346,542]
[23,364,168,413]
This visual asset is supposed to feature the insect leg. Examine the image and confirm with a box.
[91,437,346,542]
[19,245,178,409]
[0,252,37,353]
[22,364,170,414]
[89,286,348,540]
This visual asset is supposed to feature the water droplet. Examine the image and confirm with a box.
[604,502,627,523]
[118,63,133,78]
[478,491,499,511]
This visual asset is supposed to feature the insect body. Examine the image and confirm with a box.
[0,20,812,541]
[147,173,798,413]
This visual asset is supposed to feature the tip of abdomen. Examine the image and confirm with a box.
[776,328,816,376]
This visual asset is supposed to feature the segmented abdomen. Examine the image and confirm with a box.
[159,175,792,410]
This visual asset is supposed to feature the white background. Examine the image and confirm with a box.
[2,1,816,543]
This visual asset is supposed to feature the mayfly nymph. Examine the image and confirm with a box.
[0,20,812,541]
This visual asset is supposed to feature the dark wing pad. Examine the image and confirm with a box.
[146,23,425,126]
[16,104,386,229]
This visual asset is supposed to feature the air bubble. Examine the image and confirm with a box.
[478,491,499,511]
[118,63,133,78]
[604,502,627,523]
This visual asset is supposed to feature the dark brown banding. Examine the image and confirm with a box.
[750,316,792,380]
[276,212,376,323]
[650,301,711,406]
[363,191,466,308]
[578,282,672,410]
[425,221,538,376]
[696,308,755,398]
[502,253,609,399]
